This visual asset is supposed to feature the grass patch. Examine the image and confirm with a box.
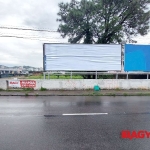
[123,93,128,96]
[40,87,47,91]
[115,88,121,91]
[25,74,83,79]
[22,74,118,80]
[48,75,83,79]
[23,88,34,91]
[26,75,43,79]
[144,93,150,96]
[98,75,114,79]
[0,88,4,91]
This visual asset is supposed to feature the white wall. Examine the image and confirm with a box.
[2,79,150,90]
[37,79,150,90]
[0,79,7,90]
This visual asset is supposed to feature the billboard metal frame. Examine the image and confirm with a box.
[42,43,150,79]
[43,43,122,72]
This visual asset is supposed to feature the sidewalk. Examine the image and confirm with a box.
[0,90,150,96]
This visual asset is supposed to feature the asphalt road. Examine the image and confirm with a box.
[0,96,150,150]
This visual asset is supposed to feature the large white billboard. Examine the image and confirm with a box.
[43,44,121,71]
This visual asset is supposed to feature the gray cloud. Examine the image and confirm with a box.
[0,0,70,67]
[0,38,43,67]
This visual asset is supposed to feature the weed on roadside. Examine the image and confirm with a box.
[25,93,28,96]
[115,88,121,91]
[0,88,4,91]
[123,93,128,96]
[35,93,39,96]
[23,88,34,91]
[40,87,47,91]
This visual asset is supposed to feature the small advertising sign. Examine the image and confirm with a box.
[8,80,36,88]
[20,80,36,88]
[8,80,20,88]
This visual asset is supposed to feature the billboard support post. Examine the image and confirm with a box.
[116,74,118,79]
[43,72,46,79]
[71,71,72,79]
[127,73,129,79]
[96,71,97,79]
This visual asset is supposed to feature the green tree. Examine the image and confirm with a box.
[57,0,150,44]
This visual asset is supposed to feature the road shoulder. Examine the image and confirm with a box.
[0,90,150,96]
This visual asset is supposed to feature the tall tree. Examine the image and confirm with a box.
[57,0,150,44]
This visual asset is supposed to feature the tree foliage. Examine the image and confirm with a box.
[57,0,150,44]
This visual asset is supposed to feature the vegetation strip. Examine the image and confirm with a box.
[1,91,150,96]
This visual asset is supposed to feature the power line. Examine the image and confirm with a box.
[0,31,66,40]
[0,25,68,42]
[0,26,58,32]
[0,35,46,40]
[0,35,67,43]
[0,33,64,40]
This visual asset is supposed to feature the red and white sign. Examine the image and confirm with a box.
[20,80,36,88]
[8,80,36,88]
[8,80,21,88]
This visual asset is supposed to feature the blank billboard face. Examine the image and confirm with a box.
[43,44,121,71]
[125,44,150,71]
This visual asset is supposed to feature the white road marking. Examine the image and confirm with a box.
[62,113,108,116]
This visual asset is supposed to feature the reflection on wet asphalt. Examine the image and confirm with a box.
[0,96,150,116]
[0,96,150,150]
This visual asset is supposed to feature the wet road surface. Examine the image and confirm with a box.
[0,96,150,150]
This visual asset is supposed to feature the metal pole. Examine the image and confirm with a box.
[147,74,149,79]
[44,73,45,79]
[96,71,97,79]
[116,74,118,79]
[127,73,128,79]
[71,71,72,79]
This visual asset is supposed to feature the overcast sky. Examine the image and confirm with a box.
[0,0,150,68]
